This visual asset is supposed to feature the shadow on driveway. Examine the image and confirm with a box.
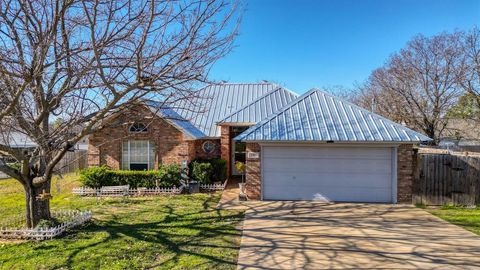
[236,202,480,269]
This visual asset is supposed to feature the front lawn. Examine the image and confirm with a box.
[0,175,244,269]
[426,205,480,236]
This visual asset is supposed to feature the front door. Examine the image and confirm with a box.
[231,126,249,175]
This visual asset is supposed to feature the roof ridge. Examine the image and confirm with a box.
[212,82,277,86]
[309,88,427,136]
[217,86,298,123]
[236,88,431,142]
[235,89,317,140]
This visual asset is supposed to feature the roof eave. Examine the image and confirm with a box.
[236,139,430,144]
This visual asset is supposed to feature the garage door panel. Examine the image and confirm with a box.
[264,159,392,174]
[263,146,391,159]
[264,186,392,202]
[262,146,394,202]
[263,172,392,188]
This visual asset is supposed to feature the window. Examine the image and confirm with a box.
[202,140,216,154]
[231,126,249,175]
[129,123,148,133]
[122,140,155,170]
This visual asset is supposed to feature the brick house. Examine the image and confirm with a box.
[88,83,430,203]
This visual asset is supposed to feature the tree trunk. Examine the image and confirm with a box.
[24,179,52,228]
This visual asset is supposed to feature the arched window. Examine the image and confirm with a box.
[129,123,148,133]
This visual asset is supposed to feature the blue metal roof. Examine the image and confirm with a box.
[235,88,432,142]
[218,87,298,124]
[169,83,278,137]
[150,106,206,139]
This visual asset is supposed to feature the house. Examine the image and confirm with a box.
[87,83,430,203]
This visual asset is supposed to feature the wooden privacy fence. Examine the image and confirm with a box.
[55,150,88,174]
[413,153,480,206]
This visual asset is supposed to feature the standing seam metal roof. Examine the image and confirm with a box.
[235,88,432,142]
[169,83,278,137]
[218,87,298,124]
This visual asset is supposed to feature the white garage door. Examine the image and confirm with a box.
[262,146,395,202]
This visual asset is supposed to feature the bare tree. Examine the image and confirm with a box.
[459,26,480,114]
[0,0,239,228]
[355,32,466,143]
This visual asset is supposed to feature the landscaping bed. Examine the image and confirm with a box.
[0,175,244,269]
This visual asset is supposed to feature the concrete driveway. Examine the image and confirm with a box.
[237,202,480,269]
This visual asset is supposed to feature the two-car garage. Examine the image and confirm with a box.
[235,89,430,203]
[261,145,396,203]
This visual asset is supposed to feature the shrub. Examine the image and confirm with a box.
[210,158,227,183]
[80,164,182,188]
[158,164,182,187]
[189,158,227,184]
[190,161,213,183]
[80,165,110,188]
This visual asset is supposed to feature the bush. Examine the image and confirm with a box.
[80,164,182,188]
[158,164,182,187]
[80,165,110,188]
[190,161,213,183]
[189,158,227,184]
[210,158,227,183]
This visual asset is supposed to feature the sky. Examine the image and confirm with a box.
[209,0,480,94]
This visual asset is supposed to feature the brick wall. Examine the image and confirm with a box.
[243,143,417,203]
[245,143,261,200]
[88,108,219,169]
[220,125,231,176]
[191,139,221,160]
[397,144,415,203]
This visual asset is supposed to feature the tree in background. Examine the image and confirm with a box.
[0,0,239,228]
[446,93,480,120]
[356,31,467,143]
[459,27,480,116]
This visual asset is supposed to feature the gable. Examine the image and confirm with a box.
[170,83,278,137]
[100,105,200,140]
[235,89,431,142]
[218,87,298,125]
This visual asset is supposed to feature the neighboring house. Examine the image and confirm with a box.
[437,119,480,152]
[0,132,37,179]
[87,83,430,203]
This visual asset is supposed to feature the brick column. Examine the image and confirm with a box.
[87,138,101,167]
[397,144,415,203]
[220,125,231,176]
[245,143,261,200]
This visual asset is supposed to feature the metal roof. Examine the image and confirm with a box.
[170,83,278,137]
[0,132,37,148]
[218,87,298,124]
[235,88,432,142]
[149,105,205,139]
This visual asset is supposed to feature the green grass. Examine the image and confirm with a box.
[0,175,244,270]
[425,205,480,236]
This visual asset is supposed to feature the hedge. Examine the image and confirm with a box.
[190,158,227,184]
[80,164,181,188]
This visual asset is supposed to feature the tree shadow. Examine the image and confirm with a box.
[235,201,480,269]
[45,194,245,269]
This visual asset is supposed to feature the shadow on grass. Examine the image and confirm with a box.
[48,195,245,269]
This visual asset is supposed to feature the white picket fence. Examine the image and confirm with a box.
[199,183,225,191]
[72,183,225,197]
[0,210,92,241]
[72,186,182,196]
